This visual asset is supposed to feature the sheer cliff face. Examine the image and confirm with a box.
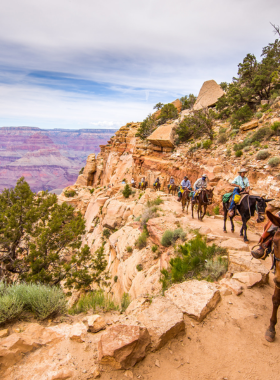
[0,127,116,192]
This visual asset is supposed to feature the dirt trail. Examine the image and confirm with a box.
[102,283,280,380]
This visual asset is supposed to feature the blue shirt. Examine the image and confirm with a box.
[181,179,191,189]
[232,175,249,189]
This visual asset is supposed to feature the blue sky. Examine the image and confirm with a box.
[0,0,279,130]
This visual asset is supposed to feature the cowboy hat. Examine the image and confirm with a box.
[238,168,248,173]
[202,173,207,177]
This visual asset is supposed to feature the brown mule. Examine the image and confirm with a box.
[181,188,191,213]
[153,182,161,191]
[191,188,213,221]
[168,184,177,196]
[138,181,148,190]
[264,211,280,342]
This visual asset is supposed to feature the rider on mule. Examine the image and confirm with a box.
[228,168,250,217]
[192,174,208,199]
[251,210,280,259]
[168,176,175,190]
[139,177,146,189]
[131,177,135,186]
[154,177,161,189]
[177,176,191,201]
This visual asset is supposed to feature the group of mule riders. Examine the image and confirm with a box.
[131,168,278,260]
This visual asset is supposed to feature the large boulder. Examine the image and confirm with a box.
[220,238,250,252]
[228,250,269,283]
[0,324,63,369]
[75,153,96,186]
[83,315,107,333]
[85,196,109,231]
[193,80,225,110]
[240,120,259,132]
[232,271,262,288]
[98,325,150,369]
[147,124,176,148]
[165,280,220,321]
[134,296,185,350]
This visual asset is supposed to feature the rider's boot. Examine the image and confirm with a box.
[228,207,235,218]
[251,237,273,259]
[177,194,181,202]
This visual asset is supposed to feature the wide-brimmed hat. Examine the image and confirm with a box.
[238,168,248,173]
[202,173,207,177]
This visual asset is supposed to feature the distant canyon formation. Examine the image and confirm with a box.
[0,127,116,193]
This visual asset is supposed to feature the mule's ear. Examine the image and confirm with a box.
[264,199,274,203]
[266,210,280,227]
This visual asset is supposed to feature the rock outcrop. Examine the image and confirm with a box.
[193,80,225,110]
[98,325,150,369]
[147,124,176,149]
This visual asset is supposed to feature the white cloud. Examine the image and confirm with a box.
[0,0,279,128]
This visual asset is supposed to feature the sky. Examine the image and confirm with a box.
[0,0,279,130]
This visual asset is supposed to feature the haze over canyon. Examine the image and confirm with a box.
[0,127,116,193]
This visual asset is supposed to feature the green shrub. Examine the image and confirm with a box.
[219,127,227,134]
[161,228,186,246]
[160,234,227,291]
[136,114,157,140]
[151,197,164,206]
[122,184,132,198]
[268,157,280,167]
[0,282,67,323]
[114,276,118,283]
[261,103,270,112]
[226,148,231,157]
[176,109,214,143]
[255,112,263,119]
[69,290,118,315]
[203,257,228,282]
[218,133,227,144]
[231,105,253,128]
[180,94,197,110]
[126,246,133,253]
[235,150,243,157]
[244,146,251,152]
[135,232,148,249]
[135,216,141,222]
[0,289,24,324]
[79,167,84,175]
[102,229,111,239]
[202,140,212,149]
[271,121,280,135]
[250,127,271,142]
[121,293,131,312]
[89,188,95,194]
[158,103,178,124]
[213,205,220,215]
[136,264,143,271]
[64,189,77,198]
[152,245,158,252]
[16,284,67,320]
[161,230,174,246]
[256,150,270,160]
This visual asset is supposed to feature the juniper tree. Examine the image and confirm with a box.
[0,177,107,291]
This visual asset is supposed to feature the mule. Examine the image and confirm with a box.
[223,195,272,242]
[153,182,161,191]
[138,181,148,190]
[264,211,280,342]
[181,188,191,213]
[191,188,213,220]
[168,184,177,196]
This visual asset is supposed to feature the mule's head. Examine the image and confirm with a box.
[206,188,214,204]
[267,211,280,286]
[256,197,274,222]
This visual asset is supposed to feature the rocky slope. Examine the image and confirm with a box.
[1,90,280,379]
[0,127,116,192]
